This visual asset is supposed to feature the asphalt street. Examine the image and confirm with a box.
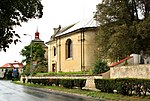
[0,80,104,101]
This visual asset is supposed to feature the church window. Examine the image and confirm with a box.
[66,39,72,58]
[53,46,56,56]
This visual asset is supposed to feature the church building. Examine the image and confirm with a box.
[46,19,98,72]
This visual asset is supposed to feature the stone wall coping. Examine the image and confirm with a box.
[21,75,103,80]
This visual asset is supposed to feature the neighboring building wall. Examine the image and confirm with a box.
[109,54,148,67]
[110,64,150,79]
[0,69,5,78]
[112,57,134,67]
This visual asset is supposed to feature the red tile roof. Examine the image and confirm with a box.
[110,56,133,67]
[0,62,23,69]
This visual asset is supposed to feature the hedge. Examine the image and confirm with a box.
[59,79,74,89]
[28,78,86,89]
[95,79,115,93]
[95,78,150,96]
[56,79,86,89]
[74,79,86,89]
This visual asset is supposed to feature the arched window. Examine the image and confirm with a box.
[53,46,56,56]
[66,39,72,58]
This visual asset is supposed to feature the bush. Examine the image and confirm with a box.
[60,79,74,88]
[95,78,150,96]
[55,79,86,89]
[115,78,137,95]
[28,78,86,89]
[52,79,60,86]
[30,79,49,85]
[47,79,54,86]
[115,78,150,96]
[92,59,110,74]
[95,79,115,93]
[30,79,39,84]
[142,79,150,96]
[74,79,86,89]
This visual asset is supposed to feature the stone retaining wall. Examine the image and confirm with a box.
[110,64,150,79]
[20,75,102,90]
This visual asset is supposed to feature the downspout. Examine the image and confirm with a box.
[48,43,51,72]
[81,29,83,71]
[83,29,85,71]
[56,39,58,72]
[56,37,61,72]
[81,28,85,71]
[59,37,61,71]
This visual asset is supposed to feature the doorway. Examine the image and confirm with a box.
[52,64,56,72]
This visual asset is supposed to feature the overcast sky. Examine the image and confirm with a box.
[0,0,101,66]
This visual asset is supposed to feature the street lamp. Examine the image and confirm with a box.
[23,34,33,82]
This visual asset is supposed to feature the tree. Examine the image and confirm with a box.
[92,59,110,74]
[95,0,150,62]
[0,0,43,51]
[20,43,48,75]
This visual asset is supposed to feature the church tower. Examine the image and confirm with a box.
[32,29,48,60]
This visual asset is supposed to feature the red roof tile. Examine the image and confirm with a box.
[0,62,23,68]
[110,56,133,67]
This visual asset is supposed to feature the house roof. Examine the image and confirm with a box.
[110,56,133,67]
[55,18,97,37]
[46,18,97,44]
[0,62,23,69]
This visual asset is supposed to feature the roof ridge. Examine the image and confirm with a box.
[84,18,94,26]
[53,18,97,37]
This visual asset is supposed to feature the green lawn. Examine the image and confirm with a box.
[13,81,150,101]
[35,71,92,76]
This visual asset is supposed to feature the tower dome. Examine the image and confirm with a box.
[35,31,40,39]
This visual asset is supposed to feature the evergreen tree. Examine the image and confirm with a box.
[95,0,150,62]
[92,59,110,74]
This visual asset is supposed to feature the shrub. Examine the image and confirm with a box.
[142,79,150,96]
[115,78,137,95]
[47,79,54,86]
[59,79,86,89]
[60,79,74,89]
[74,79,86,89]
[43,79,49,85]
[95,78,150,96]
[92,59,110,74]
[28,78,86,89]
[31,79,39,84]
[53,79,60,86]
[95,79,115,93]
[115,78,150,96]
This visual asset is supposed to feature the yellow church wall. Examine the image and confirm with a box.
[47,45,51,72]
[48,41,57,72]
[48,28,97,72]
[59,32,81,72]
[84,29,97,70]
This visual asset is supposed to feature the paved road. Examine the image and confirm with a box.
[0,80,104,101]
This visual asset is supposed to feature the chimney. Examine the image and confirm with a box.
[53,25,61,34]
